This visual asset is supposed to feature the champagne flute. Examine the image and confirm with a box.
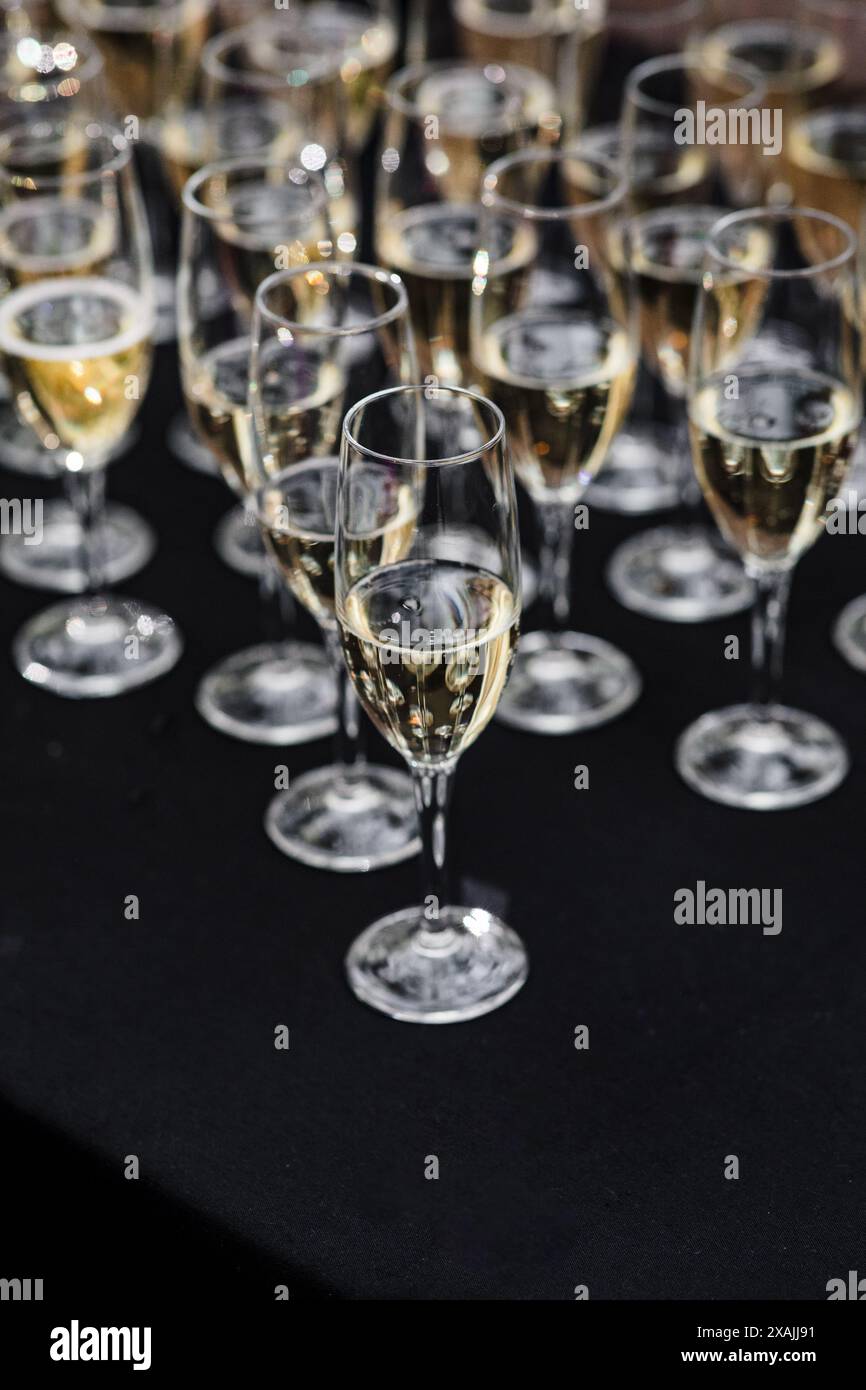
[450,0,603,135]
[471,143,640,733]
[576,116,711,514]
[199,16,358,257]
[0,111,160,595]
[606,50,764,623]
[606,204,767,620]
[0,119,183,695]
[158,16,311,485]
[55,0,217,343]
[376,58,561,391]
[336,383,526,1020]
[250,263,420,871]
[693,16,842,205]
[195,14,358,508]
[259,0,399,154]
[577,2,708,515]
[677,205,862,809]
[0,31,156,592]
[166,18,349,547]
[178,154,339,744]
[54,0,212,127]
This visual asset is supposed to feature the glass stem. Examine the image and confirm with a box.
[538,499,573,630]
[749,568,792,710]
[412,765,454,944]
[324,629,365,773]
[258,542,290,644]
[674,409,701,514]
[67,468,105,595]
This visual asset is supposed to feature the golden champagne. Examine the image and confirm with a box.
[690,366,860,567]
[259,456,417,629]
[378,204,534,387]
[340,559,519,764]
[0,196,114,285]
[0,275,152,461]
[474,309,636,499]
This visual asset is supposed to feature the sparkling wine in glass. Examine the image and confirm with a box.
[178,154,340,744]
[336,383,527,1020]
[605,49,766,623]
[693,15,842,205]
[676,205,862,809]
[471,142,641,733]
[0,30,156,592]
[0,119,182,696]
[375,58,560,389]
[167,16,357,519]
[574,116,711,515]
[605,202,764,620]
[55,0,216,341]
[249,262,421,871]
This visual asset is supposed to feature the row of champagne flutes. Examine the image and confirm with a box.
[3,1,865,648]
[2,3,866,1024]
[0,107,861,1023]
[0,105,530,1022]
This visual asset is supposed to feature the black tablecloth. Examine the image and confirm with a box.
[2,340,866,1303]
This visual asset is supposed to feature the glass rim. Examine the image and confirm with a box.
[254,261,409,338]
[482,143,628,221]
[383,59,557,135]
[701,19,844,94]
[706,204,858,280]
[201,17,339,93]
[0,117,130,188]
[343,384,506,470]
[181,155,328,222]
[0,28,104,83]
[625,50,767,117]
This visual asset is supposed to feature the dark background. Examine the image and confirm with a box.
[1,2,866,1323]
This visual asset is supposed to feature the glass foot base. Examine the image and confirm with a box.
[675,702,849,810]
[833,594,866,673]
[167,412,219,476]
[265,764,420,872]
[0,500,155,592]
[496,629,641,733]
[195,641,337,745]
[607,524,753,622]
[345,905,528,1023]
[213,505,265,578]
[14,595,182,697]
[585,425,681,515]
